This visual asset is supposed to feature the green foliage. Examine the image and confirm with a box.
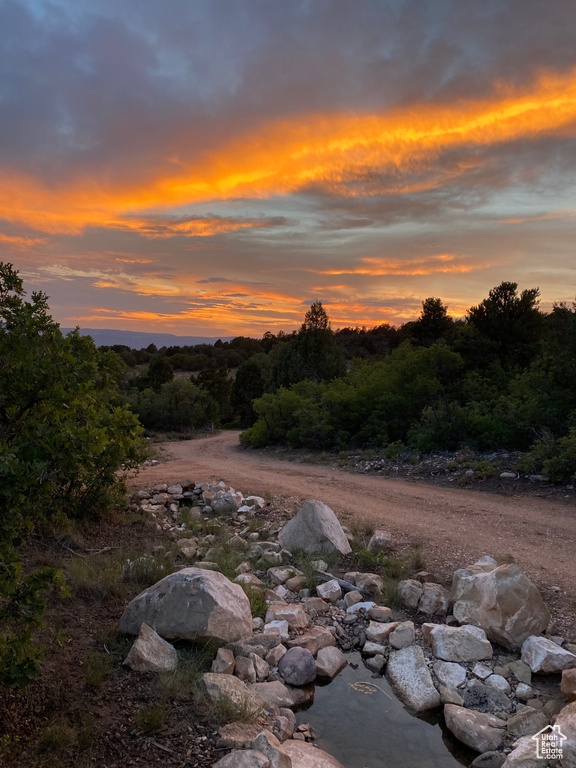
[135,704,171,733]
[128,378,219,432]
[523,427,576,482]
[241,584,267,618]
[194,362,233,423]
[231,353,272,427]
[83,651,112,687]
[0,262,147,688]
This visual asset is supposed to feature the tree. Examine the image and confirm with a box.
[271,303,346,388]
[465,282,544,369]
[302,300,329,331]
[146,355,174,392]
[0,263,147,686]
[412,297,453,346]
[194,362,233,423]
[231,354,272,427]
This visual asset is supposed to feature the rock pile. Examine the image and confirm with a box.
[124,481,576,767]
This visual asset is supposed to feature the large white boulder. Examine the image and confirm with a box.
[283,739,346,767]
[278,501,351,556]
[521,635,576,674]
[451,561,550,649]
[444,704,506,753]
[430,624,493,662]
[386,645,441,713]
[118,567,253,642]
[123,623,178,672]
[500,736,548,767]
[213,751,271,768]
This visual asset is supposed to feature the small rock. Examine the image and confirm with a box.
[235,656,257,684]
[265,645,287,667]
[364,654,385,674]
[506,707,548,738]
[264,620,290,643]
[431,625,493,662]
[485,675,511,694]
[386,645,441,713]
[212,749,270,768]
[366,621,399,643]
[251,730,292,768]
[354,573,383,594]
[440,685,464,706]
[368,606,394,622]
[315,647,348,679]
[434,660,467,689]
[343,590,363,609]
[389,621,415,650]
[123,623,178,673]
[398,579,423,609]
[316,580,342,603]
[367,530,391,554]
[507,659,532,685]
[515,683,534,702]
[472,663,493,680]
[418,583,450,616]
[562,668,576,701]
[265,603,309,629]
[212,647,235,675]
[470,751,506,768]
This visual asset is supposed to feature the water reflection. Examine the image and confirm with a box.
[295,652,475,768]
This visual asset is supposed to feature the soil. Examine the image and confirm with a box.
[136,431,576,639]
[0,517,224,768]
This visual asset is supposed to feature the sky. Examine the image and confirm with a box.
[1,0,576,337]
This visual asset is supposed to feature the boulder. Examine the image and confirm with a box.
[123,623,178,672]
[451,562,550,649]
[398,579,423,609]
[283,739,346,767]
[418,583,450,616]
[315,647,347,680]
[430,624,493,662]
[343,591,363,609]
[369,606,394,622]
[433,660,467,689]
[278,647,317,686]
[555,701,576,768]
[278,500,352,556]
[119,568,252,642]
[444,704,506,753]
[213,750,271,768]
[202,672,264,717]
[386,645,441,713]
[521,635,576,674]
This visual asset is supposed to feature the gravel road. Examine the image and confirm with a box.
[134,431,576,635]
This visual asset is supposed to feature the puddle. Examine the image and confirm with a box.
[295,652,476,768]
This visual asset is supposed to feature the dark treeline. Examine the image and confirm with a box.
[111,282,576,483]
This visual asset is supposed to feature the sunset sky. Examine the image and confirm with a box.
[2,0,576,337]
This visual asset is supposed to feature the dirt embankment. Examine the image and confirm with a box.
[136,431,576,637]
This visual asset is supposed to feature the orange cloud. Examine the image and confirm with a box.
[0,232,47,248]
[313,253,489,277]
[1,69,576,233]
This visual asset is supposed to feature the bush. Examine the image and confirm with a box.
[0,262,147,688]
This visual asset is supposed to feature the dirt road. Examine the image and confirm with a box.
[135,431,576,630]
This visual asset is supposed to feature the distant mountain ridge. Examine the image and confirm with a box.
[60,327,235,348]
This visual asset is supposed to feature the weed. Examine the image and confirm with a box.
[381,578,402,608]
[241,585,267,618]
[407,542,425,571]
[158,660,202,699]
[210,543,246,579]
[212,694,264,724]
[83,651,112,687]
[37,719,76,753]
[123,548,175,587]
[67,554,126,600]
[472,460,497,479]
[135,704,171,734]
